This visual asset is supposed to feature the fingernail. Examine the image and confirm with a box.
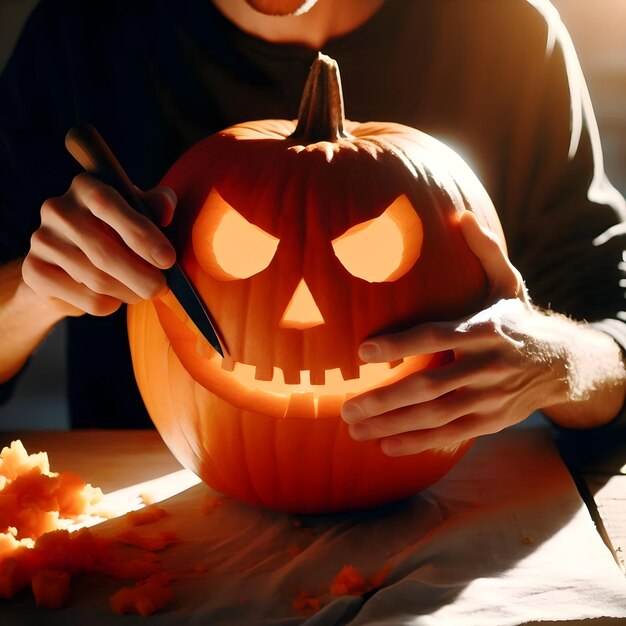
[381,440,403,456]
[349,423,370,441]
[152,245,175,268]
[359,342,380,362]
[341,403,363,423]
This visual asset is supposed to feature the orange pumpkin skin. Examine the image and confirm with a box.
[127,56,505,513]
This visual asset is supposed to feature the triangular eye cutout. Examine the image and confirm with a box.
[192,188,279,281]
[331,194,423,282]
[280,279,325,330]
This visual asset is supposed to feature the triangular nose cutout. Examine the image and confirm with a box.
[280,279,325,330]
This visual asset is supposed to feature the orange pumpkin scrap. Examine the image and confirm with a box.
[330,564,368,596]
[292,590,321,614]
[128,53,506,513]
[0,440,103,549]
[31,569,71,609]
[126,504,168,527]
[109,572,174,617]
[0,440,178,615]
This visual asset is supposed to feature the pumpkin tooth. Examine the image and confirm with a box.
[282,369,301,385]
[340,364,360,381]
[254,362,274,381]
[309,369,326,385]
[283,393,315,418]
[389,358,404,369]
[221,355,236,372]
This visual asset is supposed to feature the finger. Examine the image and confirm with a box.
[459,210,527,302]
[379,412,504,457]
[70,174,176,268]
[30,227,145,303]
[359,319,479,364]
[41,199,167,300]
[140,186,177,227]
[342,355,485,422]
[347,388,504,441]
[22,256,122,317]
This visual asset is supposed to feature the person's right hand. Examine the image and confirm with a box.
[21,173,177,318]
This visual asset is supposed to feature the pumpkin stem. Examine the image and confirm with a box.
[290,52,351,143]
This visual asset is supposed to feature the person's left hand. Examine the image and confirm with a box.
[340,211,569,456]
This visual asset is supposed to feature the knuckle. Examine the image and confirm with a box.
[21,257,38,286]
[444,421,468,443]
[87,241,112,268]
[427,402,448,426]
[71,172,93,189]
[386,412,411,435]
[29,228,44,250]
[423,323,445,348]
[363,389,391,415]
[83,272,111,295]
[85,185,116,215]
[84,293,116,317]
[70,173,96,200]
[486,388,510,410]
[417,371,439,398]
[71,174,118,217]
[29,226,54,251]
[40,197,64,221]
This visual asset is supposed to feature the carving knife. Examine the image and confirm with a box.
[65,123,226,357]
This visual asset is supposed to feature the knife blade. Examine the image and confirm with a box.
[65,123,226,357]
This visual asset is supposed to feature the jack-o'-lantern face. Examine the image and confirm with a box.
[187,187,426,407]
[152,140,490,421]
[128,54,505,513]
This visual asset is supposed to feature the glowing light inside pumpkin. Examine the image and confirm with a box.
[193,188,279,280]
[280,278,325,329]
[219,353,432,418]
[158,288,434,413]
[331,194,423,282]
[227,357,428,396]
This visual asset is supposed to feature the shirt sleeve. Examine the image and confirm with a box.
[509,9,626,429]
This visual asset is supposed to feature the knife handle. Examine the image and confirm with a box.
[64,123,227,357]
[65,123,156,223]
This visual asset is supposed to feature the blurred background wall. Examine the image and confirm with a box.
[0,0,625,430]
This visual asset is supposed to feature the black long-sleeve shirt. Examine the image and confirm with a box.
[1,0,625,428]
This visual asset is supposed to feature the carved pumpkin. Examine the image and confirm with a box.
[127,54,505,513]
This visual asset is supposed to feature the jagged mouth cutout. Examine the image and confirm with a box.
[157,189,429,418]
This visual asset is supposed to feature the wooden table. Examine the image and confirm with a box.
[2,427,625,569]
[2,427,626,625]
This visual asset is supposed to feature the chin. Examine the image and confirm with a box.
[244,0,319,16]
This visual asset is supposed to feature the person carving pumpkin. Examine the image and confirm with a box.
[0,0,625,450]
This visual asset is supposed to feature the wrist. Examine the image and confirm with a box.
[0,259,74,384]
[540,315,626,428]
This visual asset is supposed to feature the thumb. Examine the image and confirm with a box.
[459,210,529,304]
[142,186,177,227]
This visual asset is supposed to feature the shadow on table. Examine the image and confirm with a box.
[83,431,626,623]
[4,428,624,625]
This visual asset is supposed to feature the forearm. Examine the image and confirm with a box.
[541,313,626,429]
[0,258,67,383]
